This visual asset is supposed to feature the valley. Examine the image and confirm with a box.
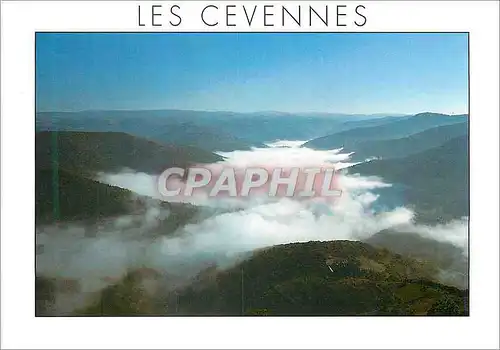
[35,110,469,317]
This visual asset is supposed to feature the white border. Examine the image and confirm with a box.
[1,1,499,349]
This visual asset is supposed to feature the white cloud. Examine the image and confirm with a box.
[215,143,350,168]
[38,141,469,314]
[395,218,469,254]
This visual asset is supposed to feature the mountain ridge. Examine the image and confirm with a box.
[303,113,467,150]
[36,131,223,175]
[70,240,469,316]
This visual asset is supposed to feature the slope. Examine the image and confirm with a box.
[349,136,469,223]
[36,131,223,175]
[303,113,467,150]
[365,230,468,289]
[147,122,266,151]
[324,115,410,135]
[36,110,352,145]
[349,121,468,161]
[37,111,264,151]
[73,240,468,316]
[36,168,133,223]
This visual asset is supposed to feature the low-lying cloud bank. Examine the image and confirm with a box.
[36,140,469,314]
[395,218,469,254]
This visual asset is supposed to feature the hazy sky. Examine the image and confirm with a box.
[36,33,468,114]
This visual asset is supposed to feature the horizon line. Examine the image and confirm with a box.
[35,108,469,117]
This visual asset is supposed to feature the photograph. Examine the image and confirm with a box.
[34,32,469,317]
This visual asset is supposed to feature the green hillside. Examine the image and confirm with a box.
[349,122,468,161]
[36,110,351,146]
[303,113,467,150]
[365,230,467,289]
[323,116,410,135]
[147,122,266,151]
[36,131,223,175]
[71,241,468,316]
[36,167,202,226]
[350,136,469,223]
[36,168,133,223]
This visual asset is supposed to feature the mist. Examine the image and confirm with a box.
[36,140,469,314]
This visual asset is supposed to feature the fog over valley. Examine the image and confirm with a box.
[35,111,469,316]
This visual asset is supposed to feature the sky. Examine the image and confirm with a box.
[36,33,468,114]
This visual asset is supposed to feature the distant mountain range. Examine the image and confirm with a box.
[36,110,409,150]
[303,113,467,150]
[348,121,468,161]
[146,122,266,151]
[322,115,411,135]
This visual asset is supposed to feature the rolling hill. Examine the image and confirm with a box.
[365,230,468,289]
[36,168,134,223]
[36,131,223,175]
[35,130,213,224]
[37,111,264,151]
[303,113,467,150]
[348,121,468,161]
[36,166,202,226]
[349,136,469,223]
[34,110,470,317]
[69,240,468,316]
[35,110,333,147]
[36,110,396,147]
[146,122,266,151]
[324,115,410,135]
